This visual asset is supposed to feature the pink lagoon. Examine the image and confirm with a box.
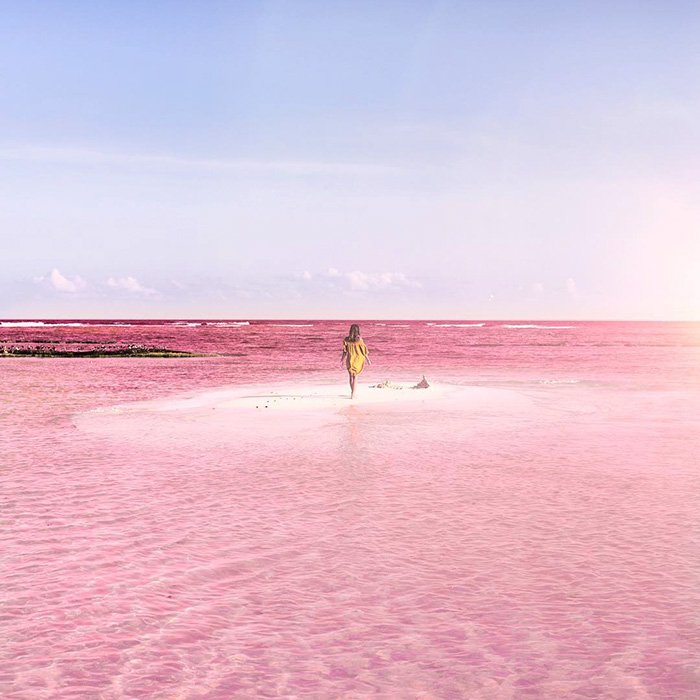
[5,1,700,697]
[2,319,699,698]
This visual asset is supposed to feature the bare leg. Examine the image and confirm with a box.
[349,373,356,398]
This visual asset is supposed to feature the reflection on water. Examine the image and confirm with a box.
[2,321,700,698]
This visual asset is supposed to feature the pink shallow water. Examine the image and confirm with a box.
[2,320,700,699]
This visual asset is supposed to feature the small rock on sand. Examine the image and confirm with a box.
[413,375,430,389]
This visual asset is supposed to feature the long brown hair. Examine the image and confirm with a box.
[345,323,361,342]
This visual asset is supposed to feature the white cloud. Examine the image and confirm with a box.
[532,282,545,294]
[33,268,86,293]
[107,276,157,295]
[345,271,371,290]
[565,278,577,295]
[322,268,421,291]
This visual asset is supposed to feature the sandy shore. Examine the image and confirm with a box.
[157,380,457,412]
[75,380,533,448]
[84,379,531,416]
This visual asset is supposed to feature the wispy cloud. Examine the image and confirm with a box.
[0,144,399,177]
[33,268,86,293]
[302,268,422,292]
[107,276,158,295]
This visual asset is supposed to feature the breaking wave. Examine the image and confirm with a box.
[503,324,575,329]
[427,323,486,328]
[0,321,134,328]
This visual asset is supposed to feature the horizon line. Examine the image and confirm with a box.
[2,317,698,323]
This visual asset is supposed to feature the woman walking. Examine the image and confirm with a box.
[340,324,370,399]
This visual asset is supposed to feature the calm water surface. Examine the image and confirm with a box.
[2,320,700,698]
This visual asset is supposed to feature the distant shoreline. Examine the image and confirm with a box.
[1,345,213,358]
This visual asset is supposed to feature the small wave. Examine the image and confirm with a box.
[0,321,87,327]
[173,322,201,327]
[503,324,574,329]
[80,322,135,326]
[270,324,314,327]
[539,379,581,384]
[207,321,250,327]
[374,323,387,326]
[427,323,486,328]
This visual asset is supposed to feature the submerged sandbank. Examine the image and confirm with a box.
[82,380,531,414]
[74,379,533,447]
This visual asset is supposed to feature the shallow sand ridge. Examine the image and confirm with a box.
[74,380,535,447]
[72,382,532,454]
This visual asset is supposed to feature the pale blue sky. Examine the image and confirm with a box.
[1,1,699,318]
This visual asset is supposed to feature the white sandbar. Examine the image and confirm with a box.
[80,380,531,424]
[74,380,535,450]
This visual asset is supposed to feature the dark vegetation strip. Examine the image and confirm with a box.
[1,344,214,358]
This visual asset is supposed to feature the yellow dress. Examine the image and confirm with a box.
[344,338,368,376]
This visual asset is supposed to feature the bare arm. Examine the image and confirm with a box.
[363,343,371,365]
